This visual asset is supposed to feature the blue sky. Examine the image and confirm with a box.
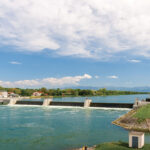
[0,47,150,88]
[0,0,150,88]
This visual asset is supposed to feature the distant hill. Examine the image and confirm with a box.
[65,86,150,92]
[106,87,150,92]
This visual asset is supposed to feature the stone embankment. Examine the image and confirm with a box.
[112,101,150,132]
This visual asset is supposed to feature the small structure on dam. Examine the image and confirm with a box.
[43,98,53,106]
[8,98,18,105]
[129,131,144,149]
[84,98,92,108]
[133,98,150,109]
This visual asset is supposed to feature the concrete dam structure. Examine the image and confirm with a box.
[0,98,134,108]
[90,102,133,108]
[0,99,10,105]
[14,100,133,108]
[8,98,18,105]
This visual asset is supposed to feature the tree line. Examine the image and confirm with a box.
[0,86,148,97]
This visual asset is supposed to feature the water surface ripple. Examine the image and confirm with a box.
[1,95,150,150]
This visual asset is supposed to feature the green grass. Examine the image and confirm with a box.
[95,142,150,150]
[133,104,150,122]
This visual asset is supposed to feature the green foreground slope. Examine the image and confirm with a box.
[95,142,150,150]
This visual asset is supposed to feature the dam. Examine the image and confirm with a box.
[1,98,133,108]
[15,100,133,108]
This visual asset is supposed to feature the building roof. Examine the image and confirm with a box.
[129,131,144,136]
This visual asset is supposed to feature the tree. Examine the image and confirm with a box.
[40,87,47,93]
[14,88,21,95]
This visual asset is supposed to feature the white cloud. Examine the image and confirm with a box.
[95,75,99,79]
[107,75,118,79]
[1,0,150,59]
[9,61,22,65]
[128,59,141,63]
[0,74,92,88]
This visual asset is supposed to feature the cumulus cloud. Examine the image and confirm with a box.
[0,74,92,88]
[0,0,150,59]
[128,59,141,63]
[95,75,99,79]
[107,75,118,79]
[9,61,22,65]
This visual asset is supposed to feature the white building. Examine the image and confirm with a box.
[32,92,42,96]
[0,91,8,98]
[8,92,19,97]
[129,131,144,148]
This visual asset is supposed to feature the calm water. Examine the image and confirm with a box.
[27,94,150,103]
[1,94,150,150]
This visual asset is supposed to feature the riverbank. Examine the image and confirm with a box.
[95,141,150,150]
[2,86,149,98]
[74,141,150,150]
[29,93,149,99]
[112,104,150,132]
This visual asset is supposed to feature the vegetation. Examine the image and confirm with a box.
[112,104,150,132]
[134,104,150,122]
[95,142,150,150]
[0,86,148,97]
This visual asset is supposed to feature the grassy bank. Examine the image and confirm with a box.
[134,104,150,122]
[95,142,150,150]
[112,104,150,132]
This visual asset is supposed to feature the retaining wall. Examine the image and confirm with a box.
[51,101,84,107]
[90,102,133,108]
[16,101,43,105]
[14,101,133,108]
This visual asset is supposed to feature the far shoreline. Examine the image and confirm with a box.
[29,93,150,99]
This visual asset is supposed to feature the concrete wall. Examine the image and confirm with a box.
[90,102,133,108]
[0,100,9,105]
[51,101,84,107]
[16,101,43,105]
[14,101,133,108]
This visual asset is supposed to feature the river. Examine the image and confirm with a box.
[0,94,150,150]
